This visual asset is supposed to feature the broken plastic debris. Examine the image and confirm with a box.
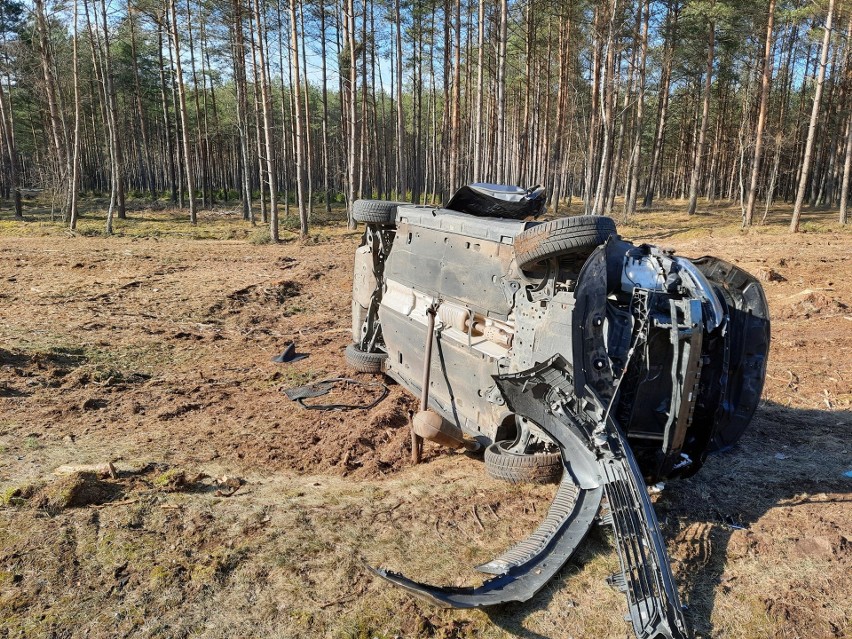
[271,342,308,363]
[284,377,389,410]
[774,452,789,460]
[843,470,852,479]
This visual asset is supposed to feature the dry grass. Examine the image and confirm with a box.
[0,196,350,241]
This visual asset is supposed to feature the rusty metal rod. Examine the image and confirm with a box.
[420,303,439,412]
[409,410,420,464]
[411,302,439,464]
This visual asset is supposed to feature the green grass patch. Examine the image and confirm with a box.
[22,436,43,451]
[248,228,274,245]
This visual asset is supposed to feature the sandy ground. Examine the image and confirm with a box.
[0,205,850,639]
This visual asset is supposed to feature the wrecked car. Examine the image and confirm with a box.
[345,184,770,639]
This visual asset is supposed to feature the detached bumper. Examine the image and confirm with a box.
[371,356,689,639]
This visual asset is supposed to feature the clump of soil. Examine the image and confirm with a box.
[153,469,209,492]
[271,389,438,476]
[755,266,787,282]
[1,483,42,507]
[777,290,849,319]
[32,472,121,511]
[220,280,303,312]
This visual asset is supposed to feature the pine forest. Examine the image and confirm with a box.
[0,0,851,237]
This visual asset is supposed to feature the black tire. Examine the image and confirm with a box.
[513,216,617,270]
[344,343,387,373]
[352,199,407,225]
[484,440,562,484]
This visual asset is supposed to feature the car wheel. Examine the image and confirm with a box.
[484,440,562,484]
[344,343,387,373]
[513,216,617,270]
[352,199,407,225]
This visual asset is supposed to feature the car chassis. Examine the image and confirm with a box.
[346,190,770,639]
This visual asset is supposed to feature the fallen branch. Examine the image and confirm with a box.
[54,462,117,479]
[472,504,485,532]
[91,498,138,509]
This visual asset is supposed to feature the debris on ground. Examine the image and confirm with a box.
[271,342,308,363]
[53,462,117,478]
[215,476,245,497]
[756,266,787,283]
[153,469,209,492]
[284,377,389,410]
[33,472,121,511]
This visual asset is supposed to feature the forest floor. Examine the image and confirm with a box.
[0,198,850,639]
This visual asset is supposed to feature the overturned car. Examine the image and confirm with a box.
[345,185,770,639]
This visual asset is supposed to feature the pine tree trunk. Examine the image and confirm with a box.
[448,0,461,197]
[199,12,215,204]
[548,11,571,212]
[320,1,332,211]
[156,12,178,206]
[625,0,649,218]
[810,41,841,208]
[99,0,125,224]
[494,0,507,184]
[231,0,253,222]
[34,0,70,219]
[395,0,405,197]
[276,0,292,218]
[592,0,618,217]
[705,80,726,202]
[83,0,118,231]
[169,0,197,224]
[128,0,154,200]
[472,0,484,183]
[837,17,852,224]
[69,0,81,228]
[839,111,851,224]
[413,13,422,202]
[791,0,835,232]
[584,7,602,214]
[766,27,797,210]
[345,0,358,227]
[687,19,715,216]
[606,50,631,217]
[0,70,20,219]
[358,3,368,198]
[642,5,675,208]
[299,2,313,219]
[250,0,278,239]
[185,0,208,209]
[288,0,308,238]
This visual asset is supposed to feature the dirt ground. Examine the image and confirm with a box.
[0,202,850,639]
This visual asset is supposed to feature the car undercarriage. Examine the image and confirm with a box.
[345,186,770,639]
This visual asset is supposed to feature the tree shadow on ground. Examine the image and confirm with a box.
[483,401,851,638]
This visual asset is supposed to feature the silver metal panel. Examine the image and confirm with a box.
[384,221,516,319]
[396,206,531,244]
[379,304,503,442]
